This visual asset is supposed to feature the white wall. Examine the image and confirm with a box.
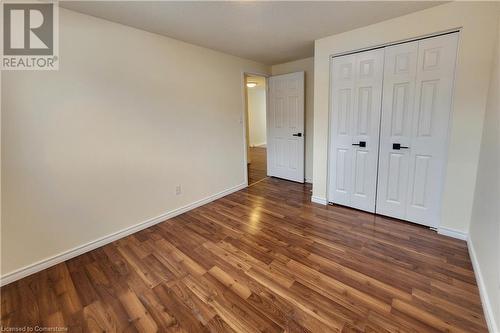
[313,2,500,234]
[1,9,269,277]
[247,76,267,147]
[272,57,314,182]
[469,15,500,333]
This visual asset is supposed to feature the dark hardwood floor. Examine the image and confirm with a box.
[247,147,267,186]
[1,178,487,332]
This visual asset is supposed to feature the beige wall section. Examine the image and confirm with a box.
[246,76,267,147]
[313,2,500,233]
[469,15,500,333]
[272,57,314,182]
[1,8,269,276]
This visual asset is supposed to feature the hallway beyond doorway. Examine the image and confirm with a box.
[248,147,267,185]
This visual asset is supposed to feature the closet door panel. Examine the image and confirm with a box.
[376,41,418,219]
[329,54,356,206]
[405,33,458,226]
[329,49,384,212]
[350,49,385,212]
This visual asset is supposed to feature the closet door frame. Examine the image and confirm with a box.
[327,30,460,229]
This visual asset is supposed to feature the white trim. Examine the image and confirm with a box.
[329,29,461,59]
[241,72,250,185]
[311,196,328,205]
[468,237,498,333]
[437,226,468,240]
[325,54,335,205]
[0,182,247,287]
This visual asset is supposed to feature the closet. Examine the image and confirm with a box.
[328,32,458,228]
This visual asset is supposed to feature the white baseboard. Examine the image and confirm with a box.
[468,237,499,333]
[0,182,247,287]
[438,225,498,332]
[311,196,327,205]
[437,226,468,240]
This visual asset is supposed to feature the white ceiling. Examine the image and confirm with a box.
[61,1,444,65]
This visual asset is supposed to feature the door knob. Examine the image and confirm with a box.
[292,133,302,137]
[393,143,409,150]
[352,141,366,148]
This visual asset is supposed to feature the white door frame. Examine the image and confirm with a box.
[241,71,270,187]
[326,29,460,229]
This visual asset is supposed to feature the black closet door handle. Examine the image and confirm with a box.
[352,141,366,148]
[292,133,302,137]
[393,143,409,150]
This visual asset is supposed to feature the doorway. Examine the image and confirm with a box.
[245,74,268,185]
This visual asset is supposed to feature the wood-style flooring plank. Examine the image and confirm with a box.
[247,147,268,186]
[1,178,488,332]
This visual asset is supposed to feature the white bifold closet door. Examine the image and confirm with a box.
[329,32,458,227]
[329,49,384,212]
[376,33,458,227]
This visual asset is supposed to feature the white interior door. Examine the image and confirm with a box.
[375,41,419,220]
[267,72,305,183]
[329,49,384,212]
[376,33,458,227]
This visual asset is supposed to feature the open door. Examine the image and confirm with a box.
[267,72,305,183]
